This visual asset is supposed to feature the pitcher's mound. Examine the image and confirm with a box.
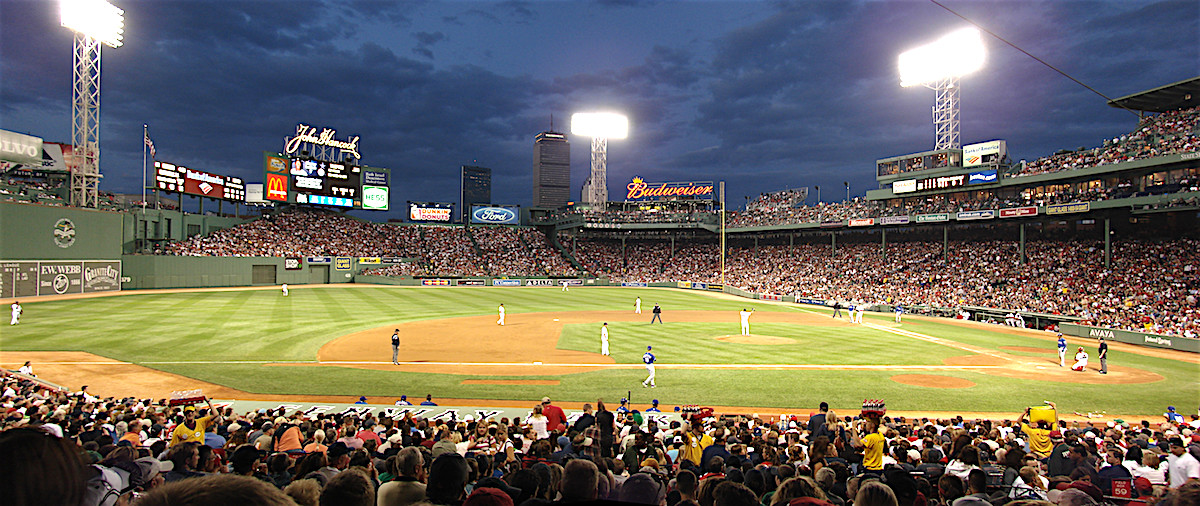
[891,374,976,388]
[714,335,795,345]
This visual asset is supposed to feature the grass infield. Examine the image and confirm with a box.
[2,286,1196,415]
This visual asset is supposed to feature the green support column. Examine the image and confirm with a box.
[1019,223,1026,265]
[1104,218,1111,270]
[882,228,887,261]
[831,232,837,256]
[943,226,949,257]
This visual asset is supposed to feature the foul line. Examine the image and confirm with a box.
[787,306,1009,360]
[20,360,1001,370]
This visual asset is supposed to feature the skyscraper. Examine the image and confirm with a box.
[460,165,491,222]
[533,131,570,208]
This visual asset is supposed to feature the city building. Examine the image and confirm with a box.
[460,165,491,222]
[533,131,570,208]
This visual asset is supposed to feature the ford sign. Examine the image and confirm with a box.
[472,206,518,224]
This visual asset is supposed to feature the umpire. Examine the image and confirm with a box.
[391,329,400,365]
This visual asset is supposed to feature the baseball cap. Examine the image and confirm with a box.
[1168,406,1177,411]
[542,397,551,404]
[1050,430,1063,439]
[464,487,514,506]
[134,457,173,484]
[652,399,659,405]
[231,445,265,467]
[183,405,196,412]
[327,441,353,458]
[1168,437,1185,447]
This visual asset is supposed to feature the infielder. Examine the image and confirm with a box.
[497,304,505,326]
[391,329,400,365]
[1056,333,1067,367]
[642,346,656,388]
[600,323,610,356]
[635,297,641,314]
[894,304,903,323]
[282,284,289,296]
[740,308,754,335]
[1071,346,1089,371]
[10,301,21,325]
[854,301,865,323]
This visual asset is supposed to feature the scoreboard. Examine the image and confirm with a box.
[154,161,246,201]
[263,152,389,210]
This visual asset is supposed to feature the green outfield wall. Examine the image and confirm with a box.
[1060,323,1199,353]
[122,209,248,253]
[0,201,123,260]
[121,255,345,289]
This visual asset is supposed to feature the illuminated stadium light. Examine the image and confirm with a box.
[898,27,984,88]
[60,0,125,48]
[897,27,985,150]
[572,112,629,209]
[60,0,124,208]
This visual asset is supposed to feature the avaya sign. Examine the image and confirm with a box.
[625,177,714,201]
[471,205,519,225]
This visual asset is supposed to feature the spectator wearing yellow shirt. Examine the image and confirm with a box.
[1016,402,1057,458]
[679,419,713,467]
[169,399,221,447]
[852,418,886,473]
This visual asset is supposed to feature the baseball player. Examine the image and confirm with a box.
[894,303,903,323]
[281,284,289,296]
[601,323,610,356]
[646,399,662,413]
[635,297,641,314]
[391,329,400,365]
[497,304,505,326]
[10,301,21,325]
[561,281,569,292]
[854,300,865,323]
[642,346,656,388]
[846,301,855,321]
[740,308,754,335]
[1056,333,1067,367]
[1071,347,1089,372]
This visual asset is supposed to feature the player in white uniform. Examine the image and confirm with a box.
[561,281,569,292]
[634,297,641,314]
[854,301,865,323]
[281,284,289,296]
[10,301,21,325]
[497,304,505,326]
[642,346,656,388]
[1071,347,1089,371]
[740,308,754,335]
[601,323,610,356]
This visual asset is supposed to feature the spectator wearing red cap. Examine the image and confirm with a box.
[541,397,567,433]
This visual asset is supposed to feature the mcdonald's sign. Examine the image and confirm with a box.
[266,173,288,202]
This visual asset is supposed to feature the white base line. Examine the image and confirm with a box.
[788,306,1010,360]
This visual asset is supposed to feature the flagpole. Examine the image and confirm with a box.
[142,124,148,213]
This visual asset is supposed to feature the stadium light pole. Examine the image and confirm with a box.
[61,0,124,208]
[899,27,985,150]
[572,112,628,211]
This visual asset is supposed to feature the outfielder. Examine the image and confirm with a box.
[740,308,754,336]
[634,297,641,314]
[282,284,289,296]
[497,304,505,326]
[642,346,656,388]
[1057,333,1067,367]
[561,281,569,292]
[10,301,21,325]
[601,323,610,356]
[391,329,400,365]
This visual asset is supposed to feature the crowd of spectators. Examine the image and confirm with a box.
[570,238,1200,338]
[4,369,1199,506]
[1013,107,1198,178]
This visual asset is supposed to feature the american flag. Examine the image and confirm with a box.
[144,130,156,157]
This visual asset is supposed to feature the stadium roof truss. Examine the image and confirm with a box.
[1107,76,1200,114]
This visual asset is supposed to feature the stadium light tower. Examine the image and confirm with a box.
[899,27,985,151]
[572,112,628,210]
[60,0,124,208]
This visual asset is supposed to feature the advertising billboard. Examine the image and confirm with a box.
[154,161,245,201]
[409,202,454,223]
[471,205,520,225]
[0,129,43,166]
[624,177,714,201]
[892,179,917,194]
[963,140,1006,167]
[362,185,389,210]
[968,169,998,184]
[999,206,1037,218]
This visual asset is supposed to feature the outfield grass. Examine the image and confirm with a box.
[2,286,1196,415]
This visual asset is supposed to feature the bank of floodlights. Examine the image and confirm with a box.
[898,27,986,150]
[572,112,629,209]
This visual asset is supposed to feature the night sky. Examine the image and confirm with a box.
[1,0,1196,219]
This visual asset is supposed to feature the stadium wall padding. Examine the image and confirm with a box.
[0,201,123,260]
[1060,323,1199,353]
[120,255,337,289]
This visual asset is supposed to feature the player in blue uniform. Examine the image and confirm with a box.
[1057,333,1067,367]
[894,304,903,323]
[642,346,656,388]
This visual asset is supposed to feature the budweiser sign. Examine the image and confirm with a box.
[625,177,714,201]
[285,123,361,159]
